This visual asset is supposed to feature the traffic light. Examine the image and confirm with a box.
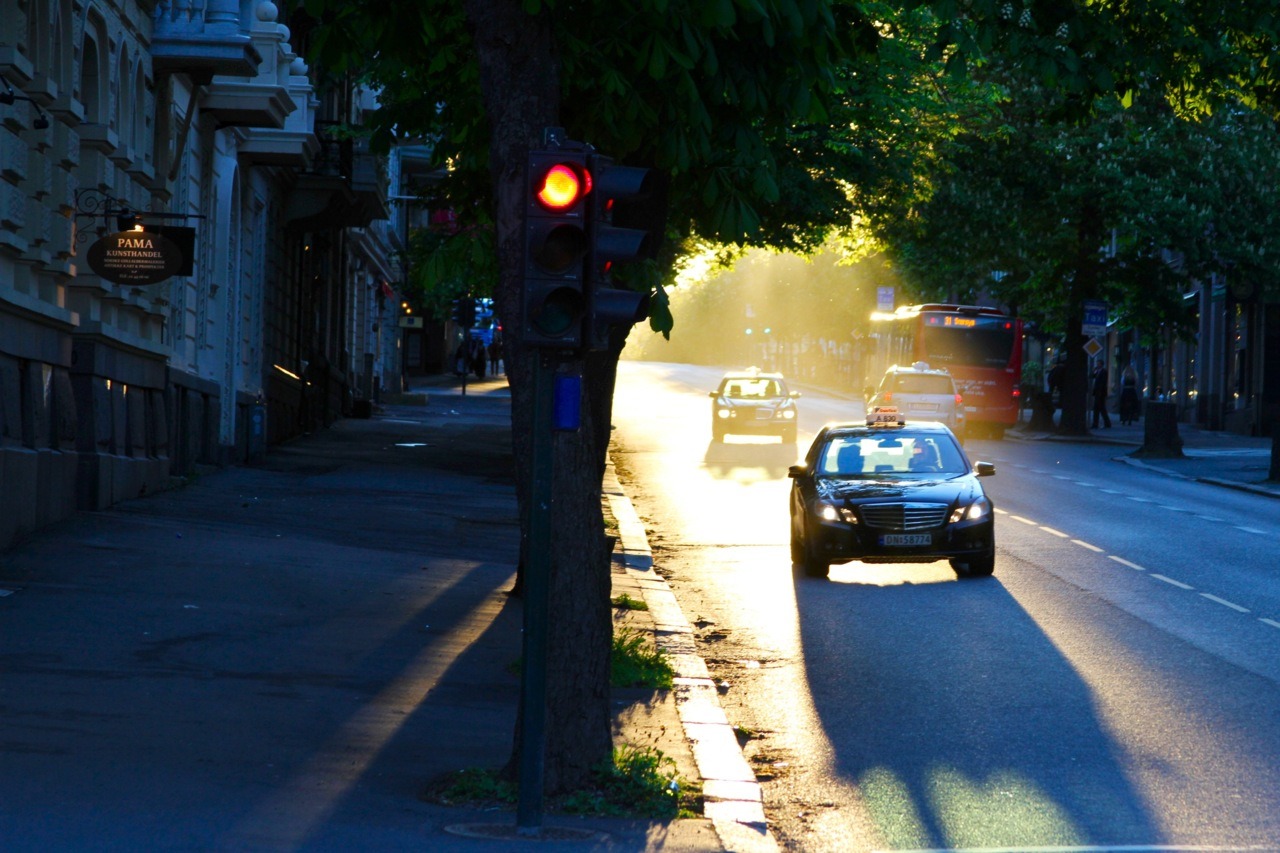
[453,296,476,328]
[584,153,655,351]
[522,147,591,347]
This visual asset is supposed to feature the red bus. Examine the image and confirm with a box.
[868,304,1024,437]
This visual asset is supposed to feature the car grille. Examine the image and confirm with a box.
[859,503,948,531]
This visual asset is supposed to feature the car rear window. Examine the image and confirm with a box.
[890,374,955,395]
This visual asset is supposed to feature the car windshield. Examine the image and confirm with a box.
[889,374,955,395]
[817,433,967,477]
[721,377,785,398]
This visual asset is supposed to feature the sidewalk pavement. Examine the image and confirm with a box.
[1008,411,1280,499]
[0,371,767,853]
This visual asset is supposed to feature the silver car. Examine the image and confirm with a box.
[868,362,966,440]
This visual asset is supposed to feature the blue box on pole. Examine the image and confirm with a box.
[553,375,581,431]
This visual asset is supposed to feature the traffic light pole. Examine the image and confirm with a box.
[517,350,555,834]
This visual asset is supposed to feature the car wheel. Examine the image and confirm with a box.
[802,531,830,579]
[790,515,805,564]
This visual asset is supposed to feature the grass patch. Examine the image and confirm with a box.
[612,592,648,611]
[562,745,699,819]
[611,627,674,689]
[426,767,517,807]
[424,747,699,819]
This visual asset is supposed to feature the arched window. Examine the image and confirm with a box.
[80,25,105,124]
[132,63,149,164]
[115,44,129,140]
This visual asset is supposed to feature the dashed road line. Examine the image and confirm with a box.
[1127,496,1154,503]
[1010,513,1280,633]
[1197,515,1225,522]
[1200,593,1250,613]
[1151,574,1195,590]
[1234,525,1268,535]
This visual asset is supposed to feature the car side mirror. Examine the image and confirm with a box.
[790,391,801,399]
[974,461,996,477]
[708,391,718,398]
[787,464,808,479]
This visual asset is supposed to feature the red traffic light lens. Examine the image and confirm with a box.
[536,163,589,211]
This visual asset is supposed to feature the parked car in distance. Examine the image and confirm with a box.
[868,362,966,440]
[709,369,800,443]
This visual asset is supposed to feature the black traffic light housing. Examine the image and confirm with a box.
[453,296,476,328]
[584,153,655,351]
[522,144,591,348]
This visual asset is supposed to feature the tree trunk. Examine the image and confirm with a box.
[465,0,613,794]
[1270,414,1280,482]
[1058,206,1104,436]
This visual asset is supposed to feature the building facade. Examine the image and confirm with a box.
[1,0,401,550]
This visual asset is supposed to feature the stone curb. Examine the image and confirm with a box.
[604,460,779,853]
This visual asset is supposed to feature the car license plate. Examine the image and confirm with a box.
[909,403,939,413]
[881,533,931,546]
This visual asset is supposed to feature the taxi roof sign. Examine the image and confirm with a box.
[867,406,905,426]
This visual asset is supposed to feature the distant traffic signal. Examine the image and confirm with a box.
[584,153,654,351]
[522,147,591,347]
[453,296,476,328]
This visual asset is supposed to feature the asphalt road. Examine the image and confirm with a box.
[610,360,1280,852]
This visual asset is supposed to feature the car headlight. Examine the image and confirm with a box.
[716,408,732,419]
[818,503,858,524]
[949,496,991,523]
[780,409,796,419]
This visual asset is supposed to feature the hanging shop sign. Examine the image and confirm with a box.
[87,229,186,285]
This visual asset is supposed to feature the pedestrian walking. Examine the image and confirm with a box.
[1091,362,1112,429]
[488,339,502,376]
[470,337,486,379]
[1119,364,1140,425]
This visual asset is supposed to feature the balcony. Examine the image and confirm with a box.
[151,1,260,83]
[284,135,388,231]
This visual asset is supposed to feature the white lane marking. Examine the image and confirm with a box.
[1099,488,1123,494]
[1261,618,1280,630]
[1076,481,1096,487]
[1234,525,1268,535]
[1200,593,1250,613]
[1039,526,1069,538]
[994,508,1009,515]
[1010,515,1038,526]
[1151,574,1195,590]
[1127,496,1154,503]
[1053,475,1073,481]
[1197,515,1224,522]
[1157,505,1185,512]
[1071,539,1104,552]
[1109,555,1147,571]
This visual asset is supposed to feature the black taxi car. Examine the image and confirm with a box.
[788,409,996,579]
[709,369,800,443]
